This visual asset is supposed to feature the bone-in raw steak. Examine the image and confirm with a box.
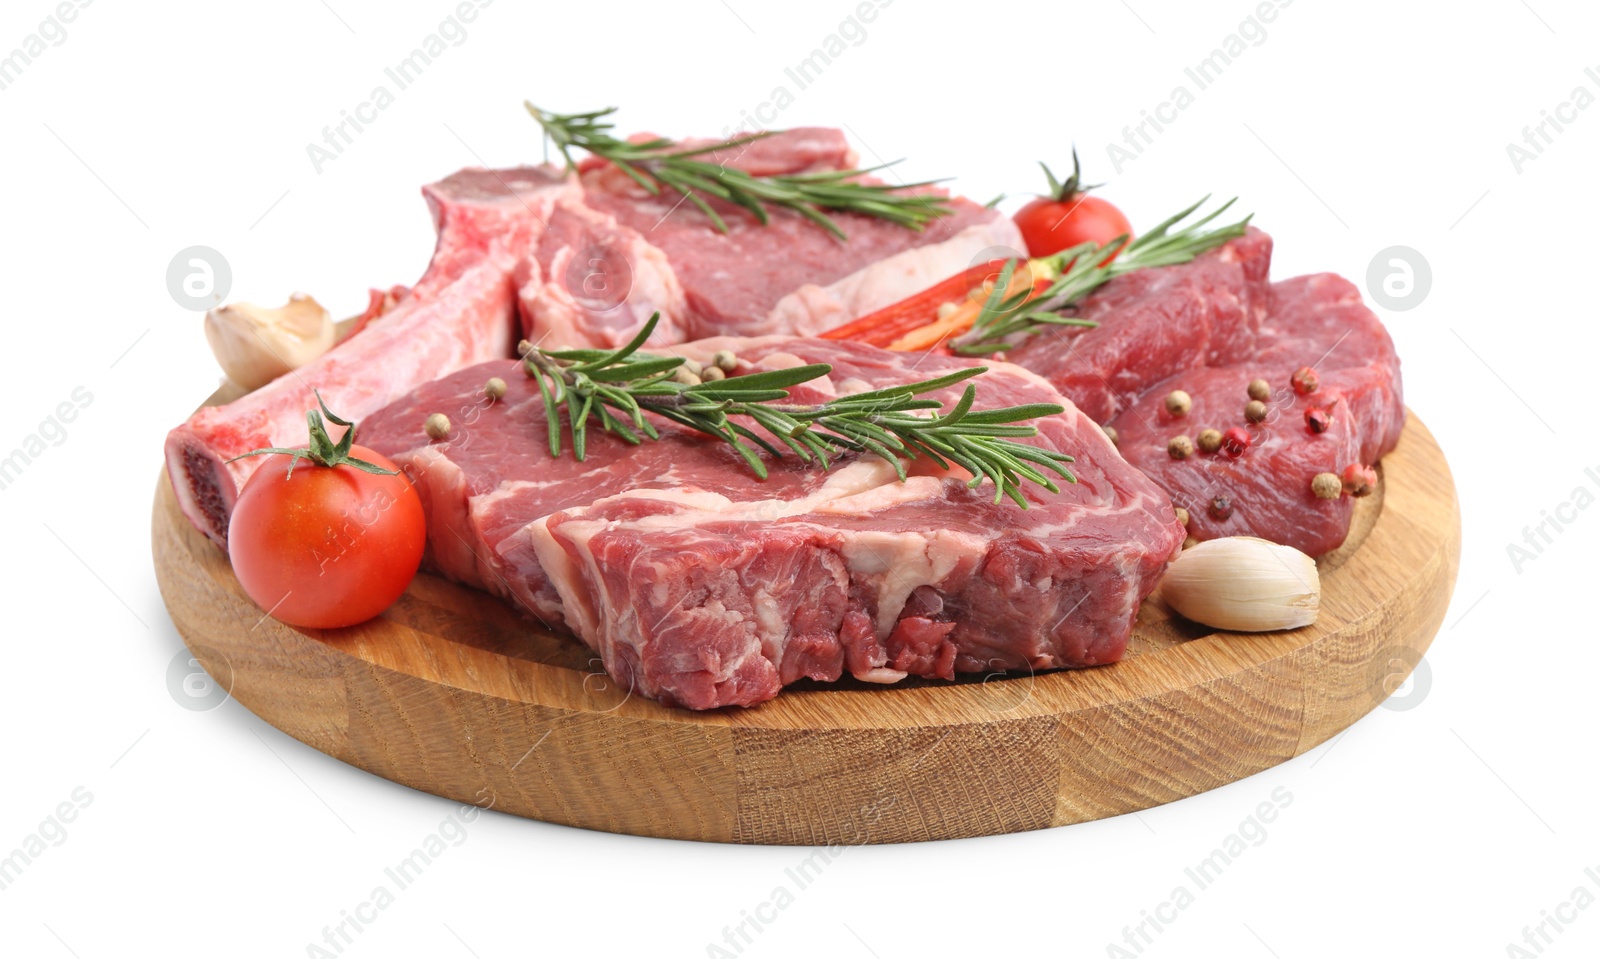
[165,166,577,547]
[1001,229,1274,424]
[1105,274,1404,556]
[167,128,1020,547]
[517,128,1024,349]
[359,337,1184,710]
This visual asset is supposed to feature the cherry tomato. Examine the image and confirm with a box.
[228,446,425,629]
[1013,152,1134,260]
[1014,194,1133,260]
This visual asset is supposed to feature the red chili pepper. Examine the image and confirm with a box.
[822,257,1050,351]
[819,261,1005,347]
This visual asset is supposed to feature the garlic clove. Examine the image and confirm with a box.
[1160,536,1320,632]
[204,293,335,391]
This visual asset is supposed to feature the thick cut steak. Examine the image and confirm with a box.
[167,130,1021,547]
[1105,274,1404,556]
[360,337,1183,710]
[1251,273,1404,465]
[164,167,576,546]
[518,128,1024,349]
[1002,229,1274,424]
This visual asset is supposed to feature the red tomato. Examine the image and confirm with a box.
[228,446,425,629]
[1013,193,1134,260]
[1012,152,1134,260]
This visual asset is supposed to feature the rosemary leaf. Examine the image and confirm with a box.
[517,314,1075,506]
[529,103,951,240]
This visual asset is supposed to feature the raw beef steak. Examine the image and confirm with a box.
[167,128,1020,548]
[1001,229,1274,423]
[518,127,1024,349]
[1106,274,1404,556]
[359,337,1184,710]
[1251,273,1405,465]
[165,167,576,546]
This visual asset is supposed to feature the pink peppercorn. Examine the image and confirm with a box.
[1342,463,1378,497]
[1220,427,1251,457]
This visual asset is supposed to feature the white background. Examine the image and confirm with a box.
[1,0,1595,956]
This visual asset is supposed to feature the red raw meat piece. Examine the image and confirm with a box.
[1002,229,1275,423]
[1106,274,1404,556]
[164,167,577,547]
[552,128,1022,343]
[359,337,1182,709]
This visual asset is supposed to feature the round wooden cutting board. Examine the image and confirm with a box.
[153,408,1458,845]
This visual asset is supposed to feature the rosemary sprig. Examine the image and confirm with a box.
[953,196,1253,356]
[527,104,952,241]
[519,315,1076,507]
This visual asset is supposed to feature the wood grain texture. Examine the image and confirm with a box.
[152,404,1458,845]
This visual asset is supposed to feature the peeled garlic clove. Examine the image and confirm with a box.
[204,293,335,391]
[1160,536,1319,632]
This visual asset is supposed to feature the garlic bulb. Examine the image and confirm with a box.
[204,294,335,391]
[1160,536,1320,632]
